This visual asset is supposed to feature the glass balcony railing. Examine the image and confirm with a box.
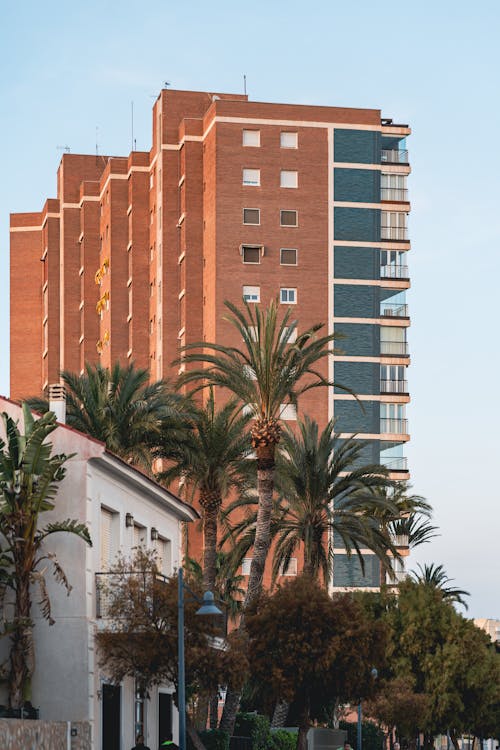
[381,149,409,164]
[380,302,408,317]
[381,264,409,279]
[381,225,408,240]
[380,379,408,393]
[380,341,409,356]
[391,533,410,547]
[380,418,408,434]
[381,187,408,201]
[381,456,408,471]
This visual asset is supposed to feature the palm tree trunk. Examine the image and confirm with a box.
[219,688,241,734]
[297,700,310,750]
[243,459,275,609]
[9,575,33,709]
[202,503,219,593]
[271,698,289,728]
[209,694,219,730]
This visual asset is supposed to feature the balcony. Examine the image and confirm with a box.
[380,302,408,318]
[381,264,409,279]
[380,341,409,356]
[380,379,408,394]
[381,456,408,472]
[381,149,409,164]
[381,187,408,202]
[388,569,408,585]
[391,534,410,548]
[381,225,408,241]
[380,418,408,434]
[95,571,167,618]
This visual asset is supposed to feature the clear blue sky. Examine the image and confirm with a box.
[1,0,499,618]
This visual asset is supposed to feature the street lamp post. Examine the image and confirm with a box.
[177,567,223,750]
[357,668,378,750]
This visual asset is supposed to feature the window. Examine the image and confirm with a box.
[243,208,260,225]
[280,248,297,265]
[100,507,116,570]
[280,403,297,420]
[280,288,297,304]
[280,325,297,343]
[280,210,298,227]
[280,170,298,188]
[279,558,298,576]
[243,169,260,186]
[133,524,146,548]
[281,132,298,149]
[242,130,260,147]
[242,245,261,264]
[241,558,252,575]
[243,285,260,302]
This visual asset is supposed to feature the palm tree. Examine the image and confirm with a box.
[0,403,91,709]
[28,361,186,469]
[411,563,470,609]
[224,417,398,588]
[178,299,346,609]
[154,391,253,592]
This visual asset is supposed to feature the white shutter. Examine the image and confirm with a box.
[100,508,113,570]
[133,525,144,549]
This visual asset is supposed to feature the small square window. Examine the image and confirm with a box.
[243,169,260,186]
[242,246,261,264]
[281,132,298,149]
[280,403,297,420]
[242,130,260,147]
[280,248,297,265]
[280,288,297,304]
[280,325,298,344]
[279,557,298,575]
[243,208,260,225]
[280,170,298,188]
[243,285,260,302]
[241,558,252,575]
[280,210,298,227]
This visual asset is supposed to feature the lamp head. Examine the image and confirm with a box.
[195,591,223,617]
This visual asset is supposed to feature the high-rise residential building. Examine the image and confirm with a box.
[10,88,411,588]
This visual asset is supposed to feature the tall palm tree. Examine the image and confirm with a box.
[178,299,346,608]
[224,417,398,588]
[0,404,92,709]
[28,362,186,469]
[154,391,252,592]
[410,562,470,609]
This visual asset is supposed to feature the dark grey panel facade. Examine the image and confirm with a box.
[334,207,380,242]
[333,554,380,587]
[334,168,380,203]
[334,400,379,434]
[334,284,379,318]
[334,129,381,164]
[334,361,379,395]
[334,322,379,357]
[334,246,380,280]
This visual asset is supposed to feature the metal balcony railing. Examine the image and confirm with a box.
[381,456,408,471]
[380,302,408,317]
[380,418,408,434]
[380,341,409,356]
[391,534,410,548]
[380,379,408,394]
[381,149,409,164]
[381,187,408,201]
[380,264,409,279]
[381,225,408,241]
[95,571,167,618]
[388,569,408,584]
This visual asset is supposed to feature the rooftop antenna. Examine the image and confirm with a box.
[164,81,171,88]
[243,74,247,95]
[131,101,134,152]
[56,145,71,153]
[95,126,99,162]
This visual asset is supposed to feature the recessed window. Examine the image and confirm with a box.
[280,210,298,227]
[241,245,261,264]
[242,130,260,147]
[243,285,260,302]
[280,325,298,343]
[280,288,297,304]
[243,208,260,225]
[241,558,252,575]
[280,248,297,265]
[280,170,298,188]
[280,403,297,420]
[279,558,298,576]
[281,132,298,149]
[243,169,260,186]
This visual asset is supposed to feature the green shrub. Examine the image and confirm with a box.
[339,721,384,750]
[198,729,230,750]
[269,729,297,750]
[235,712,271,750]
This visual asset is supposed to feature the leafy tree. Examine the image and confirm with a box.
[96,550,247,750]
[224,417,398,587]
[186,552,246,622]
[245,576,387,750]
[155,391,252,591]
[28,361,186,469]
[410,563,469,609]
[0,404,91,709]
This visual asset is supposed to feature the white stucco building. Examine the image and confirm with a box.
[0,396,198,750]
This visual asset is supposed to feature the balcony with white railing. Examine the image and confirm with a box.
[381,149,409,164]
[391,533,410,548]
[380,379,408,394]
[380,302,408,318]
[381,225,408,241]
[380,340,409,356]
[380,418,408,434]
[381,187,409,202]
[381,264,409,279]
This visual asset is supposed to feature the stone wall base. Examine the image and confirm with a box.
[0,719,91,750]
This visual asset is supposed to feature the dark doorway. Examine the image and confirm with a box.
[102,683,121,750]
[158,693,172,747]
